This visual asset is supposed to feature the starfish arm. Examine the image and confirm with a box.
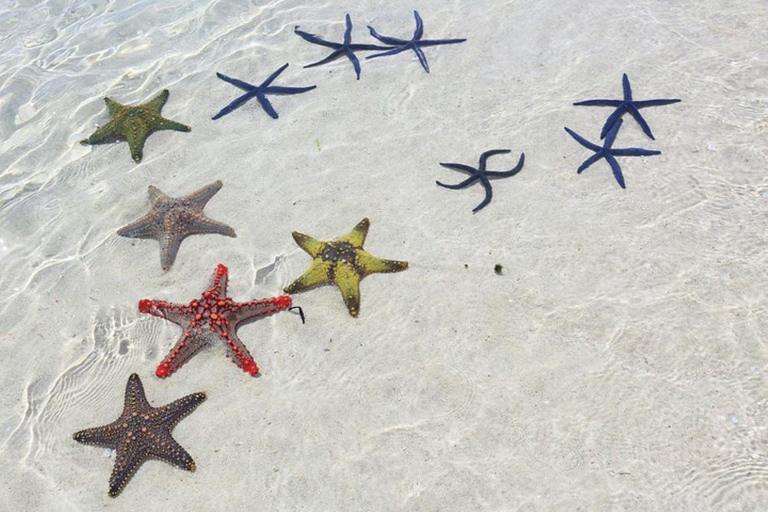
[413,45,430,73]
[472,180,493,213]
[412,10,424,39]
[291,231,324,257]
[228,296,293,324]
[117,215,159,239]
[72,420,123,448]
[125,125,150,163]
[626,105,655,139]
[604,153,627,189]
[333,264,362,317]
[599,106,628,139]
[366,25,409,47]
[479,149,512,169]
[609,147,661,157]
[603,118,623,147]
[215,72,257,92]
[148,435,197,472]
[147,185,170,204]
[222,330,259,375]
[263,85,317,95]
[255,92,279,119]
[80,120,126,145]
[573,99,622,106]
[415,38,467,47]
[184,216,236,237]
[155,332,210,378]
[159,232,183,271]
[634,98,681,108]
[154,117,191,133]
[365,45,410,60]
[294,28,341,48]
[484,152,525,177]
[339,217,370,247]
[564,127,602,151]
[109,444,146,497]
[124,373,151,410]
[183,180,222,206]
[439,162,479,175]
[154,391,207,429]
[577,152,605,173]
[211,91,256,120]
[347,49,362,79]
[260,63,289,88]
[343,13,353,45]
[284,259,333,293]
[104,97,125,116]
[142,89,170,113]
[138,299,193,325]
[622,73,633,100]
[355,249,409,275]
[436,175,478,189]
[302,48,346,68]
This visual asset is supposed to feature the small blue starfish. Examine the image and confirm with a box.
[212,63,316,120]
[294,14,389,80]
[564,119,661,189]
[574,73,681,140]
[366,10,467,73]
[437,149,525,213]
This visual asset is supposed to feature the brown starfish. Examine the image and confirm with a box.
[118,180,236,271]
[72,373,206,498]
[80,89,191,163]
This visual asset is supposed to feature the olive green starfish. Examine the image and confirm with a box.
[284,218,408,317]
[80,89,191,163]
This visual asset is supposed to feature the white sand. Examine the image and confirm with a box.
[0,0,766,510]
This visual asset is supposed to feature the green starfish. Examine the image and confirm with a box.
[80,89,191,163]
[284,218,408,317]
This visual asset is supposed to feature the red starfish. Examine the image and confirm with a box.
[139,263,292,378]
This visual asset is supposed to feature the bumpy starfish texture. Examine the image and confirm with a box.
[72,373,206,497]
[117,180,235,271]
[294,14,389,80]
[80,89,191,163]
[573,73,681,140]
[212,63,316,120]
[140,263,292,378]
[284,218,408,317]
[366,10,467,73]
[564,119,661,189]
[437,149,525,213]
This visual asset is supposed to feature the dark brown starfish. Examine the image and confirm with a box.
[118,180,236,271]
[72,373,206,497]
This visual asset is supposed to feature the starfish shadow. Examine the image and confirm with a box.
[212,63,316,120]
[564,119,661,189]
[574,73,681,140]
[366,10,467,73]
[294,14,389,80]
[437,149,525,213]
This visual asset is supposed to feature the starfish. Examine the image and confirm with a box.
[72,373,206,497]
[117,180,235,271]
[294,14,389,80]
[80,89,191,163]
[139,263,293,378]
[366,10,467,73]
[573,73,681,140]
[212,63,316,120]
[436,149,525,213]
[284,218,408,317]
[564,118,661,189]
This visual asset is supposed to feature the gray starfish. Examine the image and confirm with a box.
[118,180,235,270]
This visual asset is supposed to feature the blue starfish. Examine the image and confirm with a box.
[437,149,525,213]
[366,10,467,73]
[574,73,681,140]
[294,14,389,80]
[564,119,661,189]
[212,63,316,120]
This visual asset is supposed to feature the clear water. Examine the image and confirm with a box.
[0,0,766,510]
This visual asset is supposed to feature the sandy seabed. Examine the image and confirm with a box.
[0,0,766,510]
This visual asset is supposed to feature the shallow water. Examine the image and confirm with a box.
[0,0,766,510]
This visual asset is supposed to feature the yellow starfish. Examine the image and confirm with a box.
[80,89,191,163]
[284,218,408,317]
